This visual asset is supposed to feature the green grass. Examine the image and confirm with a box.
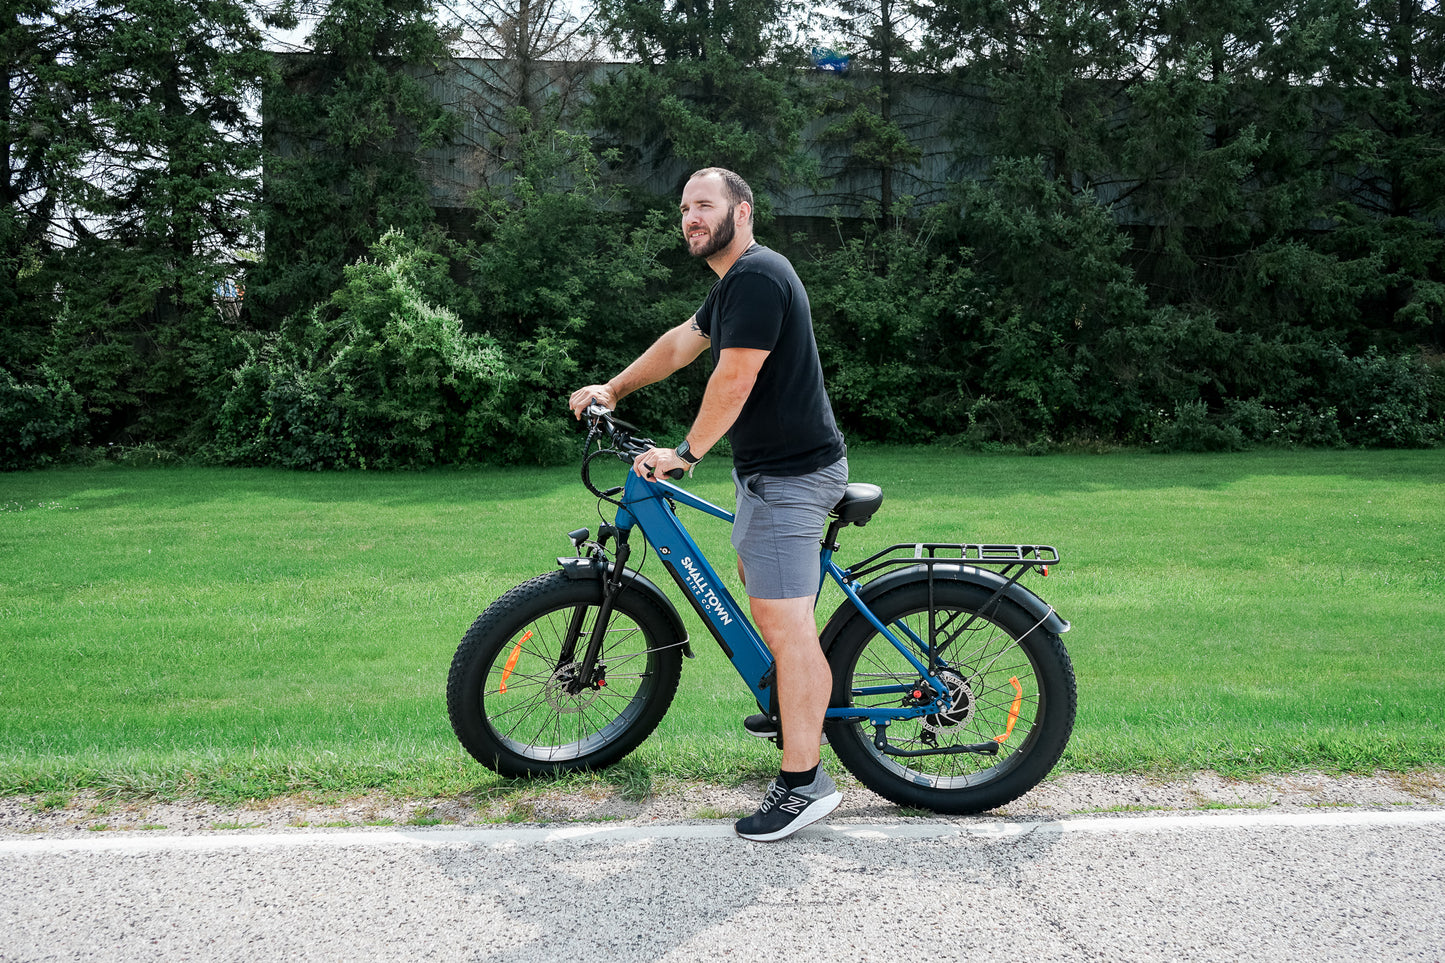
[1,448,1442,802]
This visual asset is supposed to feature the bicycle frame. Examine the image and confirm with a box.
[449,410,1072,797]
[611,469,955,724]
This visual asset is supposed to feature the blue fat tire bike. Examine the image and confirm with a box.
[447,406,1077,815]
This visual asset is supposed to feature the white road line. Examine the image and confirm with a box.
[2,808,1442,855]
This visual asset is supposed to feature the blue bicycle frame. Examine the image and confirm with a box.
[611,469,954,724]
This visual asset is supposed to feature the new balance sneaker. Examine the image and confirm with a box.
[742,713,829,745]
[734,769,842,842]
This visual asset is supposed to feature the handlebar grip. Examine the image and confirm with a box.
[642,462,687,482]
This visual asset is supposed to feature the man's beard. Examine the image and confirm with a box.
[689,206,736,259]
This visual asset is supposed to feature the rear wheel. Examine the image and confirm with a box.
[447,571,685,777]
[827,579,1075,814]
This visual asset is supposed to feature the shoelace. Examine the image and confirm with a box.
[757,782,789,814]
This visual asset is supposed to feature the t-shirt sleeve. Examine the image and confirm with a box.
[693,299,712,338]
[714,271,786,352]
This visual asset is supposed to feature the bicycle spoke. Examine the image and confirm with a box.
[478,600,663,760]
[846,601,1048,785]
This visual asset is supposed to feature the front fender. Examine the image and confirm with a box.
[556,556,694,658]
[820,563,1069,655]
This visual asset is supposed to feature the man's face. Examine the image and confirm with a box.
[680,176,738,260]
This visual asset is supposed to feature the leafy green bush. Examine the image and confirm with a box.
[0,369,86,470]
[465,116,694,438]
[1327,346,1443,448]
[804,206,981,443]
[1222,398,1346,448]
[211,230,574,469]
[953,160,1154,444]
[1153,400,1247,452]
[1147,343,1443,451]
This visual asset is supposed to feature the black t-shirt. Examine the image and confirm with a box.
[694,244,846,476]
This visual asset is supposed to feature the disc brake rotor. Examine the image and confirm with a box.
[545,663,602,713]
[922,670,974,733]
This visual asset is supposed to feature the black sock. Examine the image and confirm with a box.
[780,765,818,791]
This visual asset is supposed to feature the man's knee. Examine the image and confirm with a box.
[749,596,820,651]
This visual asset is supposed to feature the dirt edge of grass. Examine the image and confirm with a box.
[4,769,1441,837]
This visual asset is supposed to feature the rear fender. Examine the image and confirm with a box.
[821,563,1069,656]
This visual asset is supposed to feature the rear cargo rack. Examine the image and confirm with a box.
[845,542,1061,582]
[840,542,1063,668]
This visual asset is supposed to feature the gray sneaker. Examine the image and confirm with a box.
[734,770,842,842]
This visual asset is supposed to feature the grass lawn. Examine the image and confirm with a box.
[1,448,1441,802]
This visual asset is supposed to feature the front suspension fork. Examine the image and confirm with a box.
[568,530,632,689]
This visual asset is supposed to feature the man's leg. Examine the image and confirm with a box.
[729,459,848,840]
[733,593,842,841]
[749,595,828,771]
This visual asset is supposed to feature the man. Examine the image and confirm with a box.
[568,167,848,842]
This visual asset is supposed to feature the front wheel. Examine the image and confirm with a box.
[827,579,1076,814]
[447,570,685,777]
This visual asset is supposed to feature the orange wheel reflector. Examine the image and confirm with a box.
[993,676,1023,744]
[499,630,532,694]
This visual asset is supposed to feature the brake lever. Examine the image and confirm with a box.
[582,403,685,481]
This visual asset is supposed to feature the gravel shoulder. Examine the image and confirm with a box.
[3,770,1442,838]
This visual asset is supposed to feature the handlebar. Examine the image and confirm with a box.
[581,405,685,499]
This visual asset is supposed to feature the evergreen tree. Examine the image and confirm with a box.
[806,0,927,213]
[0,2,88,468]
[1118,0,1443,358]
[252,0,458,323]
[1,0,77,374]
[39,0,272,446]
[444,0,601,183]
[1308,0,1445,345]
[587,0,815,201]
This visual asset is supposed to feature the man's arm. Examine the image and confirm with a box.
[684,347,768,456]
[569,316,711,417]
[630,346,769,478]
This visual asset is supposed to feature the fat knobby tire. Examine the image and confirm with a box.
[826,579,1077,814]
[446,571,684,777]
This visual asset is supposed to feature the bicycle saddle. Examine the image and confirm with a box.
[830,483,884,527]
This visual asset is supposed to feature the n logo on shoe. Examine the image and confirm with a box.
[779,795,807,814]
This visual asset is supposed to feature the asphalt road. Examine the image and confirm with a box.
[3,810,1442,962]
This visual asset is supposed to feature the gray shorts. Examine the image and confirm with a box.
[731,457,849,600]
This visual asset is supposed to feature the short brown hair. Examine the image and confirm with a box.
[690,167,754,222]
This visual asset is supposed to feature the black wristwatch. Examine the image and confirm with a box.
[675,439,701,464]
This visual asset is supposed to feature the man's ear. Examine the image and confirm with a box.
[736,201,752,226]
